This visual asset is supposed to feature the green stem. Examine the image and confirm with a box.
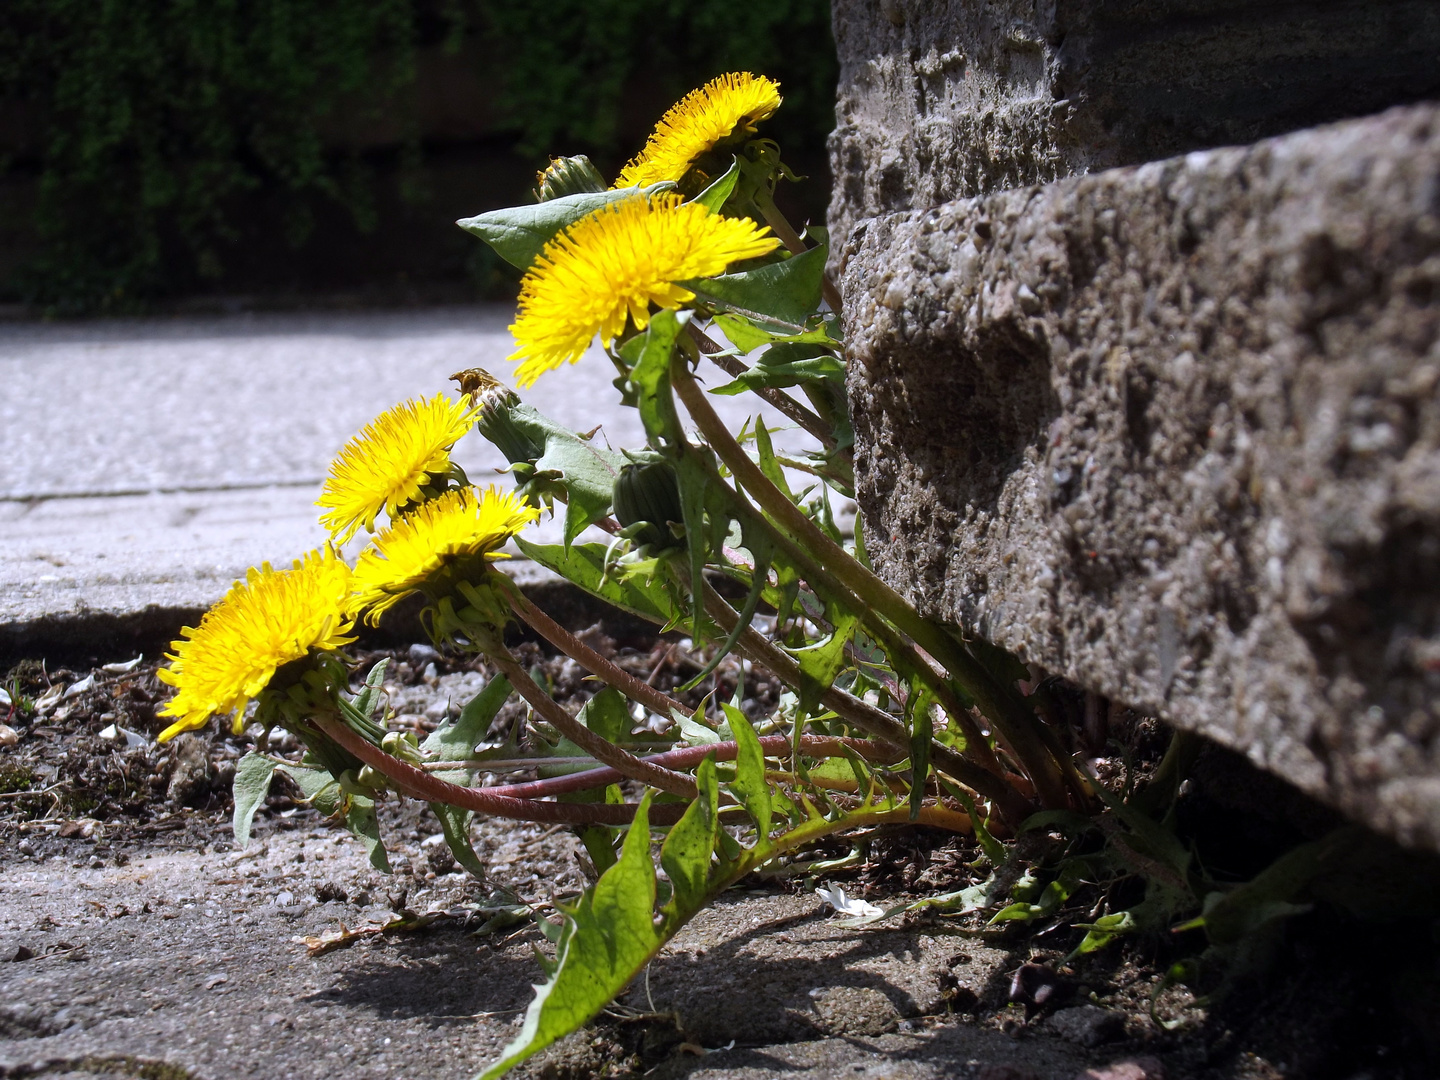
[752,183,843,313]
[692,573,1034,825]
[685,322,834,449]
[670,353,1069,810]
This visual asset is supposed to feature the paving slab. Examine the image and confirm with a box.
[0,306,799,651]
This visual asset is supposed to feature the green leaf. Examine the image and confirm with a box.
[753,418,793,499]
[576,825,619,876]
[231,753,278,849]
[418,674,513,879]
[422,675,514,777]
[276,760,342,817]
[683,243,828,333]
[709,354,845,396]
[514,539,685,627]
[674,706,720,746]
[1178,827,1362,945]
[711,312,839,355]
[786,609,859,716]
[457,185,673,271]
[351,658,390,722]
[577,686,632,744]
[691,160,740,214]
[726,708,772,845]
[479,794,664,1080]
[660,756,721,918]
[431,802,487,880]
[344,793,391,873]
[938,778,1008,866]
[1073,910,1138,955]
[625,310,687,450]
[531,423,628,550]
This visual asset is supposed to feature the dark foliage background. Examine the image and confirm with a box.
[0,0,836,313]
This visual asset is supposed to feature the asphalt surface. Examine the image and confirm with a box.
[0,306,798,639]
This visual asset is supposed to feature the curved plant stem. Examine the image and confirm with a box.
[504,582,690,722]
[480,734,899,800]
[670,354,1069,810]
[685,322,833,447]
[692,574,1034,825]
[752,185,843,313]
[473,631,698,800]
[312,714,686,826]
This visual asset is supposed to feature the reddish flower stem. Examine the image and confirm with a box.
[481,734,901,799]
[313,714,687,826]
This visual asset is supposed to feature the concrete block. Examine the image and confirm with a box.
[842,103,1440,849]
[828,0,1440,259]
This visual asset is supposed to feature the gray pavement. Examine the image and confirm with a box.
[1,306,800,641]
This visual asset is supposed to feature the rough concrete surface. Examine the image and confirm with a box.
[843,102,1440,850]
[827,0,1440,262]
[0,824,1119,1080]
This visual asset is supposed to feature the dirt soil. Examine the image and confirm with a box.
[1,643,1437,1080]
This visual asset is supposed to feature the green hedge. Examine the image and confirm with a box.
[0,0,835,313]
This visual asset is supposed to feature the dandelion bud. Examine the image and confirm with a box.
[535,155,607,201]
[613,459,682,550]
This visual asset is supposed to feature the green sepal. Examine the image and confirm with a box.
[691,159,740,214]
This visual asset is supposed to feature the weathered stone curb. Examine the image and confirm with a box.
[827,0,1440,270]
[843,102,1440,850]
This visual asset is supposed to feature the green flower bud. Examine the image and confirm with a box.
[613,459,682,550]
[535,155,607,201]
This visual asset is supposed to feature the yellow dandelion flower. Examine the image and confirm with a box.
[317,394,480,543]
[348,486,540,625]
[615,72,782,189]
[507,193,780,386]
[156,548,355,741]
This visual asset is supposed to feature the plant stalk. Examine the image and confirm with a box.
[312,714,687,826]
[670,353,1069,809]
[478,734,900,800]
[503,582,690,722]
[685,322,834,447]
[752,184,843,313]
[692,574,1034,825]
[474,635,699,800]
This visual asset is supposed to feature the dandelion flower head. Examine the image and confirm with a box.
[507,193,779,386]
[318,394,479,543]
[156,548,355,741]
[615,73,782,189]
[348,486,540,624]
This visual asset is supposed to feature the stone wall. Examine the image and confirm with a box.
[830,0,1440,265]
[833,0,1440,850]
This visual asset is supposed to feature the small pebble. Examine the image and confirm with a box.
[0,724,17,746]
